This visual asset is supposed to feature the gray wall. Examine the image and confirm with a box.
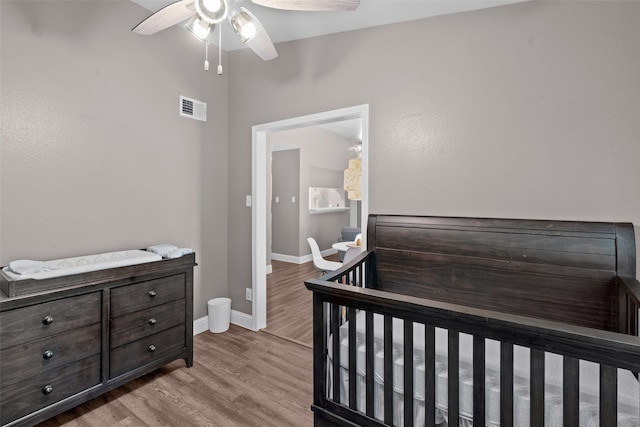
[0,1,229,319]
[2,1,638,321]
[269,126,353,260]
[271,149,300,256]
[227,1,640,315]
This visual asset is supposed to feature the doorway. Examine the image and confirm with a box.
[251,104,369,331]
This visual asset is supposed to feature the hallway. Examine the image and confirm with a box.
[263,256,338,348]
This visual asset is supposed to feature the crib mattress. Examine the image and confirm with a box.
[331,311,640,427]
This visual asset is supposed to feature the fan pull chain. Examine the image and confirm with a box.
[204,42,209,71]
[217,25,223,75]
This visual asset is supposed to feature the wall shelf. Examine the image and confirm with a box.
[309,207,351,214]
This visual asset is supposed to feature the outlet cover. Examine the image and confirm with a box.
[245,288,252,301]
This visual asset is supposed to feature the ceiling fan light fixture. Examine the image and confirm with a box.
[195,0,227,24]
[229,7,261,44]
[184,15,215,43]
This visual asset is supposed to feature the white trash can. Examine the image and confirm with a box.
[207,297,231,333]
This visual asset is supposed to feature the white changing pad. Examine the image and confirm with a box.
[2,249,162,281]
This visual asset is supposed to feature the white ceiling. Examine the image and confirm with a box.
[131,0,527,52]
[271,118,362,152]
[316,118,362,142]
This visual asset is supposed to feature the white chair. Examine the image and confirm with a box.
[342,247,366,287]
[342,247,361,265]
[307,237,342,275]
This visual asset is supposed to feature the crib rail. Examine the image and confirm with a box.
[306,264,640,427]
[319,249,375,289]
[618,276,640,337]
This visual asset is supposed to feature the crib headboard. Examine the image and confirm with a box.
[366,215,636,331]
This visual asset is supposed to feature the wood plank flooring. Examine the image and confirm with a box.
[37,260,321,426]
[263,259,325,348]
[38,325,313,427]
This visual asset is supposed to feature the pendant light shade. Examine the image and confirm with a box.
[184,15,215,43]
[229,7,262,44]
[343,157,362,201]
[195,0,227,24]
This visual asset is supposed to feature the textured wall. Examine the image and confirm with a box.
[0,1,229,319]
[227,1,640,315]
[269,127,354,258]
[271,149,300,256]
[2,1,638,323]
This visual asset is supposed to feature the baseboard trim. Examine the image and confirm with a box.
[231,309,254,330]
[271,253,305,264]
[272,248,336,265]
[194,309,255,335]
[193,316,209,335]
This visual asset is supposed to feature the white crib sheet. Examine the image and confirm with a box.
[330,311,640,427]
[2,249,162,281]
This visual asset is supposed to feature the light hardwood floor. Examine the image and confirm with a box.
[38,260,321,426]
[39,325,313,427]
[263,259,325,348]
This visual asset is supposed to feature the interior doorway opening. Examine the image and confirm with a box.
[251,104,369,331]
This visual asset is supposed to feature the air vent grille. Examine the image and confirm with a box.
[179,95,207,122]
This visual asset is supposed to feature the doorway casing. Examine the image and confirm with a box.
[251,104,369,331]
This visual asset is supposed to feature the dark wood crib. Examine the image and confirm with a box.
[305,215,640,427]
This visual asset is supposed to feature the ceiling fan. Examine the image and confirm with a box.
[132,0,360,70]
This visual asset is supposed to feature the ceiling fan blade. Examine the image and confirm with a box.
[251,0,359,12]
[132,0,195,35]
[247,28,278,61]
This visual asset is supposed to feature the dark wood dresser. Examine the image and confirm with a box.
[0,253,196,427]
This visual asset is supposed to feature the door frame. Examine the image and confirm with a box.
[251,104,369,330]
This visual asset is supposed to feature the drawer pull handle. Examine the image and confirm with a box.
[43,350,54,359]
[43,316,54,325]
[148,344,157,352]
[42,384,53,395]
[148,318,157,325]
[148,290,157,297]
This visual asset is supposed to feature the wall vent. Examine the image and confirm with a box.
[179,96,207,122]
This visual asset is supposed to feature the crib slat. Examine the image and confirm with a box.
[448,330,460,425]
[365,311,374,418]
[627,292,638,336]
[473,336,485,426]
[563,356,579,427]
[314,297,327,406]
[348,307,357,410]
[530,349,545,427]
[619,284,629,334]
[404,320,414,427]
[384,315,393,425]
[331,304,341,403]
[352,265,360,287]
[600,365,617,426]
[424,325,436,427]
[500,342,514,427]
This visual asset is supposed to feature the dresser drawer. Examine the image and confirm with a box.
[0,354,101,425]
[110,274,185,317]
[110,324,185,379]
[110,299,185,348]
[0,292,101,350]
[1,323,101,387]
